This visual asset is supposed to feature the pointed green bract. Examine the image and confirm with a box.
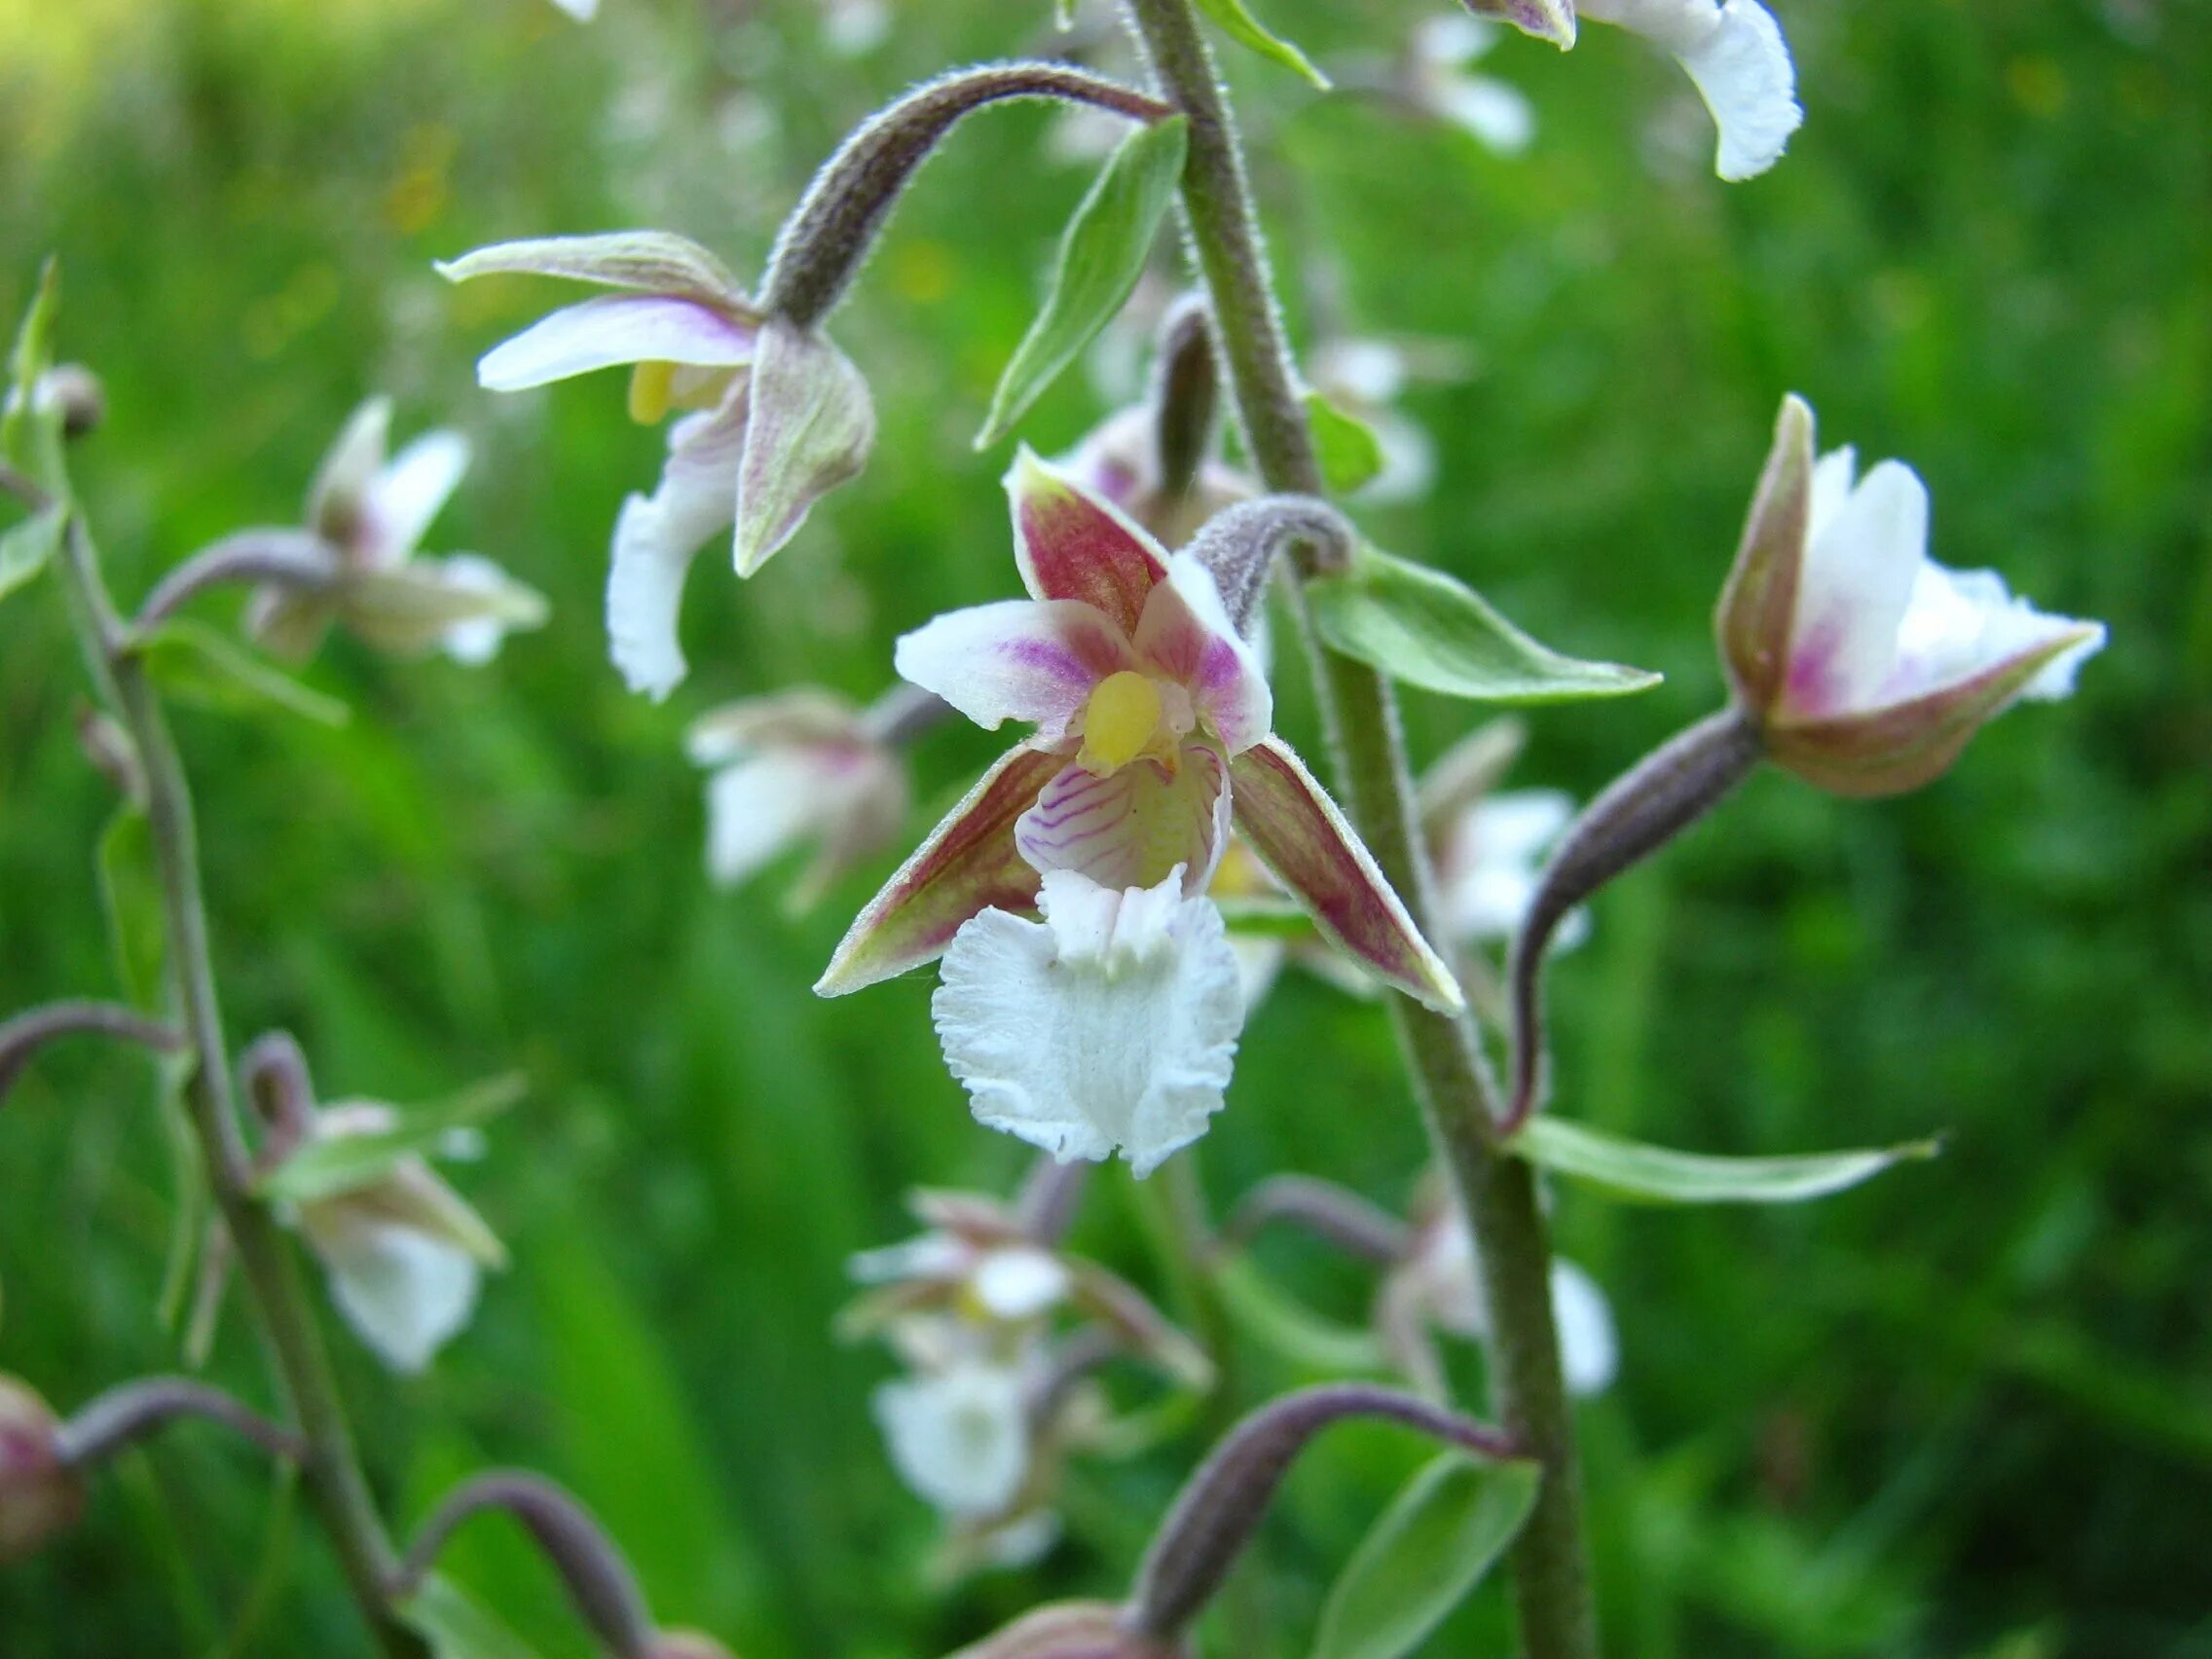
[977,118,1191,450]
[254,1074,525,1207]
[1194,0,1333,90]
[1309,545,1662,704]
[1303,390,1385,495]
[1510,1115,1941,1204]
[133,619,351,726]
[1311,1455,1543,1659]
[0,505,63,607]
[96,804,166,1012]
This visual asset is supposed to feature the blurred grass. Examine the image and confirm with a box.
[1,0,2208,1655]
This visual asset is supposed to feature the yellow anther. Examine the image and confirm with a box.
[1079,671,1163,774]
[627,360,678,425]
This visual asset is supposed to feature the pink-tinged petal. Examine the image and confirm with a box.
[436,231,749,312]
[1229,736,1462,1013]
[477,295,756,392]
[1461,0,1576,48]
[1133,555,1272,754]
[361,430,469,568]
[817,746,1065,995]
[1007,447,1169,636]
[732,321,875,576]
[894,599,1134,741]
[1781,457,1928,719]
[1014,747,1231,895]
[607,395,749,699]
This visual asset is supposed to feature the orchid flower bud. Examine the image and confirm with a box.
[243,397,546,666]
[950,1603,1185,1659]
[1717,393,2107,797]
[0,1376,81,1564]
[684,688,910,910]
[1461,0,1803,180]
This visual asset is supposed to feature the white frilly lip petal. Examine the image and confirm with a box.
[894,598,1135,741]
[478,294,755,392]
[872,1362,1032,1519]
[363,430,469,567]
[703,750,832,887]
[1579,0,1801,180]
[607,398,749,700]
[300,1203,483,1375]
[1881,562,2105,708]
[1784,456,1930,718]
[933,866,1243,1179]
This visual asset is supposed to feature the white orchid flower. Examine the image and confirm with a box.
[873,1359,1033,1522]
[1463,0,1803,181]
[438,232,873,698]
[1407,16,1538,157]
[1718,394,2107,795]
[246,398,546,665]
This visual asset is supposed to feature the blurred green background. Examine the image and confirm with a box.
[1,0,2206,1653]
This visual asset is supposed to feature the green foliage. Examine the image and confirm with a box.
[1192,0,1331,91]
[977,117,1190,450]
[132,619,350,726]
[397,1577,540,1659]
[252,1073,524,1205]
[1510,1116,1942,1205]
[1309,544,1662,703]
[1312,1455,1542,1659]
[0,505,64,607]
[1302,390,1385,496]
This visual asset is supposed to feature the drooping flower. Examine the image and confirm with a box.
[1461,0,1802,181]
[818,454,1457,1171]
[1380,1180,1618,1398]
[246,398,547,665]
[874,1354,1038,1530]
[274,1101,507,1375]
[685,688,909,909]
[438,231,873,698]
[1717,393,2107,796]
[0,1376,80,1564]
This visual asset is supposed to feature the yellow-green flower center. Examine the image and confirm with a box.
[1080,671,1165,774]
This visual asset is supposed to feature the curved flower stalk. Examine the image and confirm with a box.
[238,397,546,664]
[686,686,912,908]
[850,1186,1208,1573]
[817,456,1458,1173]
[1461,0,1803,180]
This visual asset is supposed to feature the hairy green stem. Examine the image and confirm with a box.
[1116,3,1600,1651]
[55,521,424,1659]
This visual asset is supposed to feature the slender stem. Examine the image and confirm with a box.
[1216,1174,1409,1265]
[56,1377,307,1469]
[393,1473,658,1659]
[52,523,424,1658]
[132,530,338,632]
[1123,1382,1521,1643]
[1013,1152,1090,1245]
[0,999,183,1105]
[1116,4,1601,1651]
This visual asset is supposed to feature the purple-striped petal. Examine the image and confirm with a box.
[817,746,1065,996]
[895,599,1134,742]
[1007,448,1169,637]
[1132,555,1272,754]
[477,295,756,392]
[1014,747,1231,895]
[1229,736,1462,1013]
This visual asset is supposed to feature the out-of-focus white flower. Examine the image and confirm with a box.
[247,399,546,665]
[1309,339,1445,506]
[686,688,909,909]
[547,0,598,18]
[1460,0,1802,180]
[1434,790,1588,950]
[1405,16,1537,155]
[280,1102,506,1376]
[440,232,872,699]
[822,0,891,55]
[874,1359,1034,1520]
[1718,394,2107,796]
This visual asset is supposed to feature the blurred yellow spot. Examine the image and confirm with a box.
[383,123,457,237]
[628,361,678,424]
[889,240,954,305]
[2007,56,2068,120]
[1080,672,1163,774]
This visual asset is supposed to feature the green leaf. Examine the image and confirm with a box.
[1510,1115,1942,1205]
[1308,546,1664,704]
[1213,1256,1386,1375]
[1304,390,1385,495]
[396,1576,540,1659]
[2,260,60,461]
[1313,1456,1542,1659]
[254,1073,525,1205]
[1194,0,1332,90]
[977,117,1189,449]
[133,618,350,726]
[0,503,63,606]
[97,804,167,1009]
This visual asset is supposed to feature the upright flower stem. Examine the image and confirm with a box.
[53,522,424,1659]
[1116,3,1600,1652]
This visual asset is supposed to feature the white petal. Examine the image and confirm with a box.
[1550,1260,1620,1397]
[872,1363,1031,1518]
[1881,562,2104,706]
[478,295,754,392]
[848,1233,972,1286]
[1581,0,1800,180]
[1433,75,1538,156]
[704,750,831,887]
[549,0,598,17]
[1231,936,1286,1015]
[302,1205,481,1375]
[933,868,1244,1178]
[972,1247,1073,1320]
[894,599,1134,741]
[364,430,468,566]
[1806,445,1858,542]
[428,554,548,665]
[607,398,748,700]
[1133,556,1272,754]
[822,0,890,55]
[1786,458,1930,718]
